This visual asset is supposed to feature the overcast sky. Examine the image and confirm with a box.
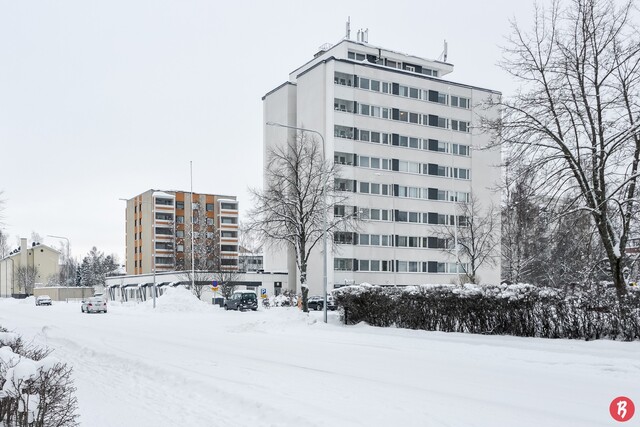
[0,0,540,262]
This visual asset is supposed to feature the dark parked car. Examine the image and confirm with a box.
[307,295,337,311]
[224,291,258,311]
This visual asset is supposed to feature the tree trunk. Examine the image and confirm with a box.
[301,286,309,312]
[609,256,627,299]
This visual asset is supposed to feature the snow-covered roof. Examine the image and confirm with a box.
[153,191,175,199]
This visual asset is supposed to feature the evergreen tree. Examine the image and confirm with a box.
[79,247,118,288]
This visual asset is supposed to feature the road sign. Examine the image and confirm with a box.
[211,280,219,292]
[261,288,267,298]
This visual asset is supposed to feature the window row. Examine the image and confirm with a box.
[334,232,449,249]
[335,258,467,273]
[333,205,468,226]
[334,125,471,156]
[335,179,470,202]
[343,52,439,75]
[335,71,470,109]
[334,98,470,132]
[174,201,217,211]
[335,151,470,180]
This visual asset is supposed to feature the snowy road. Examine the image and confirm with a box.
[0,289,638,427]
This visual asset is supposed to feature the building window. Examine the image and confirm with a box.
[177,216,184,224]
[334,125,355,139]
[206,203,215,211]
[155,227,172,235]
[221,202,237,210]
[176,230,185,238]
[334,72,354,86]
[155,212,174,221]
[334,258,354,271]
[176,201,184,209]
[155,198,173,206]
[220,217,237,225]
[221,230,238,238]
[451,95,470,109]
[347,51,366,61]
[451,120,470,133]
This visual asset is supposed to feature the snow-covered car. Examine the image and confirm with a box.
[307,295,337,311]
[224,291,258,311]
[35,295,52,306]
[81,297,107,313]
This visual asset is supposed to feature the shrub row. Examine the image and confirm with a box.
[333,283,640,340]
[0,326,79,426]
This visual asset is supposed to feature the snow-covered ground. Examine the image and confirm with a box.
[0,288,638,427]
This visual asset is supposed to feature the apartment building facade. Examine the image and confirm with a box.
[263,38,501,294]
[124,190,239,275]
[0,238,60,297]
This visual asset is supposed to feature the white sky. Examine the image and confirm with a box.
[0,0,538,262]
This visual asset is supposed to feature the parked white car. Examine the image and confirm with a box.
[81,297,107,314]
[35,295,52,306]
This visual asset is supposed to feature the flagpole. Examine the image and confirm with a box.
[190,161,195,291]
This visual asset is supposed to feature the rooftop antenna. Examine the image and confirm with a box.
[364,28,369,43]
[346,17,351,40]
[438,39,448,62]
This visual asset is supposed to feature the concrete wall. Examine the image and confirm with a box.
[34,286,94,301]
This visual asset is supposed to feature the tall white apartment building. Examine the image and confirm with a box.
[263,37,501,294]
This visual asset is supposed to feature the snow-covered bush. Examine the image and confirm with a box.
[334,284,640,340]
[0,326,79,426]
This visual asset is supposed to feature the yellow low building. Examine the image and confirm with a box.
[0,238,60,298]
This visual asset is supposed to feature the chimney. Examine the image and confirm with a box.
[20,238,27,268]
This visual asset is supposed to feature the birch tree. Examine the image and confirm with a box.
[437,195,500,284]
[487,0,640,296]
[249,131,355,311]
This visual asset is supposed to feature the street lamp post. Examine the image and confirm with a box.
[47,235,71,286]
[266,121,329,323]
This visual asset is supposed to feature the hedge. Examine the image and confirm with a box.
[333,283,640,340]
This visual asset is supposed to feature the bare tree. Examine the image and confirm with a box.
[0,190,4,227]
[249,131,355,311]
[216,271,239,300]
[501,162,550,284]
[437,195,499,284]
[0,229,9,259]
[15,265,39,295]
[30,231,43,244]
[177,212,240,300]
[487,0,640,296]
[55,241,77,286]
[238,220,262,272]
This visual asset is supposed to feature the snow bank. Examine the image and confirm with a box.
[0,331,20,346]
[143,287,212,313]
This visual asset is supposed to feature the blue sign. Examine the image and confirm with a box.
[261,288,267,295]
